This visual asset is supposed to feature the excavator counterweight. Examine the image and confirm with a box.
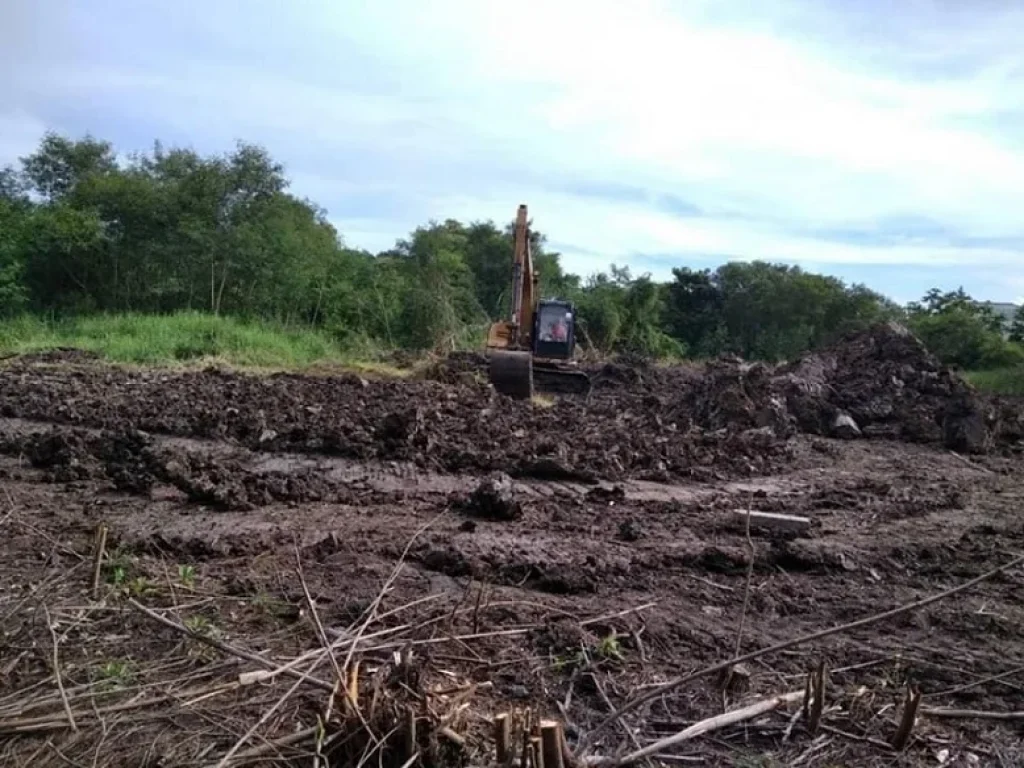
[485,205,591,399]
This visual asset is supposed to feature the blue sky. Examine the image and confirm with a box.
[2,0,1023,305]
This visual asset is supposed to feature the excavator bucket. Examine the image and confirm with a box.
[489,350,533,399]
[488,351,591,399]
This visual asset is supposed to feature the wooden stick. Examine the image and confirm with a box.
[42,608,77,733]
[589,691,804,766]
[921,708,1024,721]
[541,721,566,768]
[580,551,1024,751]
[91,524,108,600]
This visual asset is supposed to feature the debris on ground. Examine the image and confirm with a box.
[2,322,1023,767]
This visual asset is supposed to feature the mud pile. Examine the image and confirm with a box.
[686,323,998,453]
[681,356,795,437]
[779,322,994,451]
[0,361,792,483]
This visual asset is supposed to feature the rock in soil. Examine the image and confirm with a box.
[458,473,523,521]
[831,412,862,439]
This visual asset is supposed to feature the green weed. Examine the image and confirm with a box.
[177,564,196,588]
[965,367,1024,395]
[97,659,136,687]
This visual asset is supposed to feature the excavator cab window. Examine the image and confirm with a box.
[533,300,576,360]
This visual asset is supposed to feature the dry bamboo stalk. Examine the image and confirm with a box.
[922,708,1024,721]
[91,524,108,600]
[589,690,805,766]
[891,683,922,751]
[347,662,360,710]
[42,608,76,733]
[807,661,825,734]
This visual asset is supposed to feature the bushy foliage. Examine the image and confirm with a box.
[906,288,1023,370]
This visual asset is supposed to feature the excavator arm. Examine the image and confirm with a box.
[486,204,535,351]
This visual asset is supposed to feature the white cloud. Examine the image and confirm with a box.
[2,0,1024,300]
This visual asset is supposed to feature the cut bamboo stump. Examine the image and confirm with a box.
[494,713,511,764]
[540,720,565,768]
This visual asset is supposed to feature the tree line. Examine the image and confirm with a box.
[1,132,1021,369]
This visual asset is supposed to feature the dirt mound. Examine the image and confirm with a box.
[0,424,361,510]
[673,323,1000,453]
[778,323,995,451]
[683,356,795,437]
[421,351,488,385]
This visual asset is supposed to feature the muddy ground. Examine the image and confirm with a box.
[2,326,1024,767]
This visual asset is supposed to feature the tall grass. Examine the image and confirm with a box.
[0,312,350,369]
[965,367,1024,396]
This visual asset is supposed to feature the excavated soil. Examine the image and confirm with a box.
[3,325,1024,767]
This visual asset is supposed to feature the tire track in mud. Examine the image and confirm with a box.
[0,415,824,508]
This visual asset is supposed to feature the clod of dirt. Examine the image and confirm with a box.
[98,429,158,493]
[420,545,473,577]
[421,351,488,385]
[587,484,626,504]
[457,473,523,521]
[23,429,96,482]
[617,519,643,542]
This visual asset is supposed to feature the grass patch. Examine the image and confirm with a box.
[965,367,1024,396]
[0,312,363,370]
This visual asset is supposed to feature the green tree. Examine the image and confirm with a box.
[1009,305,1024,344]
[21,132,117,202]
[0,199,29,314]
[907,289,1021,369]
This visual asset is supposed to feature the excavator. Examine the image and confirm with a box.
[485,204,591,399]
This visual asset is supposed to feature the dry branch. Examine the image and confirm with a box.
[921,708,1024,721]
[128,598,336,693]
[42,608,77,733]
[588,690,805,766]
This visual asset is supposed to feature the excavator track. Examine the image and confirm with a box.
[533,361,591,397]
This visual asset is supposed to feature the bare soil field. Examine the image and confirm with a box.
[2,325,1024,767]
